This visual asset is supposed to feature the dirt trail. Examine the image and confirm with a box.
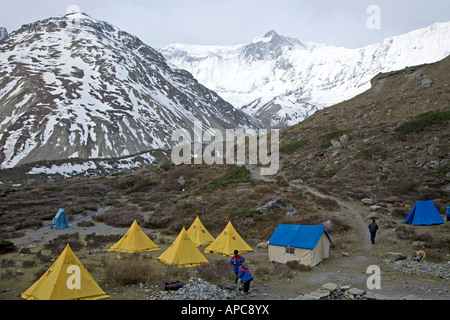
[299,184,373,254]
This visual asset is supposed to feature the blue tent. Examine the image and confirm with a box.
[268,225,331,266]
[404,201,445,226]
[53,208,69,230]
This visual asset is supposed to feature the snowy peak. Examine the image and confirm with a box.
[256,30,306,49]
[0,14,259,169]
[158,21,450,128]
[244,30,306,61]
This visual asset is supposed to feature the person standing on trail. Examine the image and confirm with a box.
[230,250,245,284]
[238,263,253,294]
[368,219,379,245]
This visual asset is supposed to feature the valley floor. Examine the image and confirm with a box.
[1,184,448,301]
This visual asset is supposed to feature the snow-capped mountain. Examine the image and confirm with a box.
[0,13,259,169]
[158,23,450,128]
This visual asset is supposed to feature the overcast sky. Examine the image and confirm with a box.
[1,0,450,48]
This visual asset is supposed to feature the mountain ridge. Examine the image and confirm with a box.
[0,13,260,169]
[158,21,450,128]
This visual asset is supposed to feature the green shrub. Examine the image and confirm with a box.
[0,239,16,254]
[229,208,262,221]
[115,177,154,193]
[433,163,449,180]
[357,146,387,160]
[280,139,308,153]
[395,110,450,135]
[44,186,63,192]
[195,166,252,195]
[315,166,339,178]
[44,233,84,254]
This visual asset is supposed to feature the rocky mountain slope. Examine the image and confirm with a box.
[158,22,450,128]
[276,55,450,204]
[0,13,259,169]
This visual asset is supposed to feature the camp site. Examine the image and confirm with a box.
[0,173,449,301]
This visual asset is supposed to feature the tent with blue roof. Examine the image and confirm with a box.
[404,200,445,226]
[268,225,331,266]
[53,208,69,230]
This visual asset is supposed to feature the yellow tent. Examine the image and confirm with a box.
[186,216,215,246]
[204,221,254,256]
[107,220,160,254]
[157,227,209,268]
[22,244,109,300]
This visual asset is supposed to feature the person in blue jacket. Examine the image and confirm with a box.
[238,264,253,294]
[446,205,450,222]
[230,250,245,284]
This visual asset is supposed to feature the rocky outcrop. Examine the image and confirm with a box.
[0,27,7,40]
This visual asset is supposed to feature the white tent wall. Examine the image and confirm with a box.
[312,233,330,266]
[268,245,313,265]
[268,233,331,266]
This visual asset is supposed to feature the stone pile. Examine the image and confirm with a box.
[386,260,450,279]
[148,277,240,300]
[294,282,384,300]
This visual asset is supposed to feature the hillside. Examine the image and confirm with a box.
[0,57,449,301]
[277,55,450,205]
[0,13,259,169]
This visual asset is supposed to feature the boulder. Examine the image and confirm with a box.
[367,212,379,220]
[421,78,433,88]
[322,219,333,232]
[331,140,341,148]
[347,288,365,296]
[256,197,283,214]
[285,203,296,217]
[257,242,268,249]
[339,134,349,144]
[361,198,376,205]
[178,176,186,186]
[322,282,338,292]
[290,179,304,184]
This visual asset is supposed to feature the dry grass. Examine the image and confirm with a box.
[93,204,143,227]
[102,256,159,286]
